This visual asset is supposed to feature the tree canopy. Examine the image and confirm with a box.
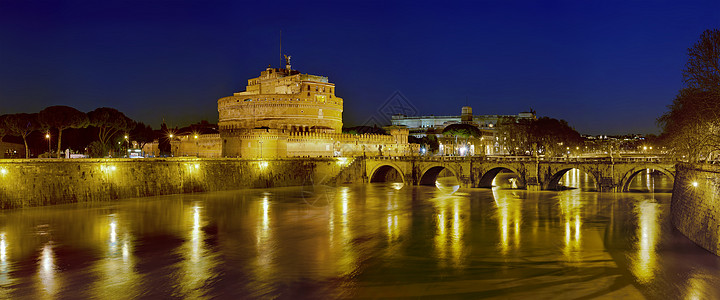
[4,113,39,158]
[88,107,135,150]
[39,106,89,158]
[130,122,155,150]
[442,124,482,138]
[659,29,720,161]
[496,116,582,156]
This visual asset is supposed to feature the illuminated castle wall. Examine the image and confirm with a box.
[218,65,343,133]
[161,60,414,158]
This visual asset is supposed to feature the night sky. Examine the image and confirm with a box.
[1,1,719,135]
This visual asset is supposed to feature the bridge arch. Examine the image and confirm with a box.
[478,165,525,189]
[545,167,599,191]
[620,165,674,192]
[369,163,405,183]
[418,165,459,186]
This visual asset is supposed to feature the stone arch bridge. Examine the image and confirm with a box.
[364,156,676,192]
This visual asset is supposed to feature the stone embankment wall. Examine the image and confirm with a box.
[671,163,720,255]
[0,157,366,209]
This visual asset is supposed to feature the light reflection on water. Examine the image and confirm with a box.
[631,199,659,284]
[559,191,583,262]
[0,181,719,298]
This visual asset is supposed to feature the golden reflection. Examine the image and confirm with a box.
[630,199,659,284]
[685,272,708,300]
[492,188,522,255]
[110,219,117,244]
[0,233,6,265]
[255,195,274,281]
[37,243,56,299]
[386,188,401,244]
[177,204,214,299]
[559,191,582,262]
[191,206,201,262]
[92,215,139,299]
[435,177,460,195]
[0,233,8,285]
[331,187,357,275]
[433,194,467,267]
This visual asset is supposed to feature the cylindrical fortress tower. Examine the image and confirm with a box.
[218,66,343,133]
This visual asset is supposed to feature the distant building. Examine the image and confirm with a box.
[0,141,23,158]
[391,107,535,134]
[391,106,536,155]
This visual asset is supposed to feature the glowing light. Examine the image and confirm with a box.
[122,242,129,261]
[391,182,404,190]
[194,164,199,169]
[258,161,269,169]
[692,181,698,187]
[110,221,117,244]
[39,243,56,296]
[0,168,6,175]
[0,233,6,263]
[336,157,348,166]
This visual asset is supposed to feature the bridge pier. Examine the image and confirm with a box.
[526,176,541,191]
[598,177,617,192]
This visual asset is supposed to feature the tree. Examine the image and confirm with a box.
[38,106,89,158]
[4,113,39,158]
[658,88,720,161]
[408,134,439,153]
[529,117,583,157]
[88,108,135,156]
[659,29,720,161]
[683,29,720,96]
[158,122,172,156]
[129,122,155,151]
[0,115,9,144]
[496,116,532,155]
[442,124,481,138]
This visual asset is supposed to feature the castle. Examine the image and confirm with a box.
[157,57,415,158]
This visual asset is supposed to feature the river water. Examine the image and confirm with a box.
[0,170,718,299]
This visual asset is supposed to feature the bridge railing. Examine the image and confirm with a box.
[365,155,677,164]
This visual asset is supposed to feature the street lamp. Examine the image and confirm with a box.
[124,134,130,157]
[194,134,199,157]
[259,140,263,159]
[45,132,50,156]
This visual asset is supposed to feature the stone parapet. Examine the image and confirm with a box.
[671,163,720,255]
[0,157,360,209]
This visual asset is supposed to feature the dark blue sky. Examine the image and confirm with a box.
[1,1,718,135]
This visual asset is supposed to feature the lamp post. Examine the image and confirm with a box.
[45,132,50,156]
[124,135,129,158]
[194,134,199,157]
[259,140,263,159]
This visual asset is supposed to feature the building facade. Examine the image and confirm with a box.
[154,58,416,158]
[392,106,536,155]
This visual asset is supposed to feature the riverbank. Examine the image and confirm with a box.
[0,157,364,209]
[671,163,720,255]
